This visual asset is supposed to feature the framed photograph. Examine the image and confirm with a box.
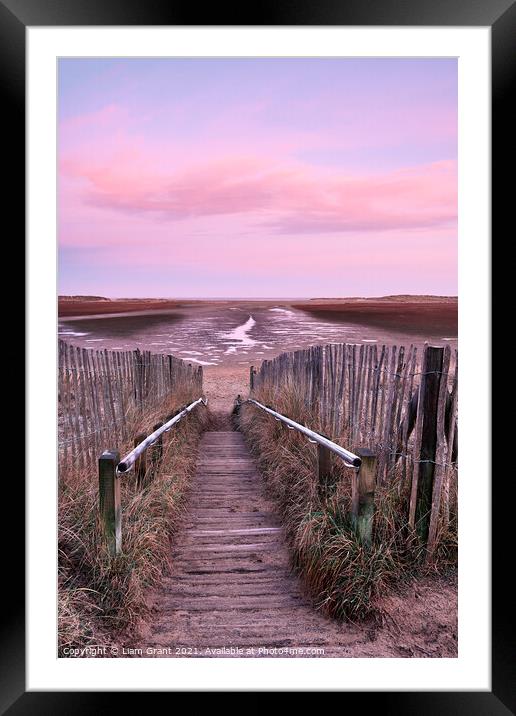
[5,0,510,708]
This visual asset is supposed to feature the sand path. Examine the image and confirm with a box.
[202,365,250,412]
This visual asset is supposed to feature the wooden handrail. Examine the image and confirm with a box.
[99,396,207,556]
[242,398,361,468]
[117,397,207,473]
[239,397,378,546]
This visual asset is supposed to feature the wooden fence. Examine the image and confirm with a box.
[99,398,206,556]
[58,340,203,471]
[252,342,458,553]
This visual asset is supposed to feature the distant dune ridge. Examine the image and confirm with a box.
[59,295,111,302]
[293,297,457,337]
[58,297,186,317]
[306,295,457,303]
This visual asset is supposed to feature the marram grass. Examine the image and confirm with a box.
[238,386,457,621]
[58,391,209,654]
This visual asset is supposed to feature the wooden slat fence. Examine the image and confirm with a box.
[253,342,458,552]
[58,339,203,471]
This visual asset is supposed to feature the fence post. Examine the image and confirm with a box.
[98,449,121,556]
[250,366,255,391]
[352,448,377,547]
[426,345,451,559]
[317,444,332,497]
[408,346,445,542]
[134,433,147,489]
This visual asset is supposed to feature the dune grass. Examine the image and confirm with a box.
[58,391,209,654]
[238,386,457,621]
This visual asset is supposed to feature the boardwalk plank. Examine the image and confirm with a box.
[134,430,376,658]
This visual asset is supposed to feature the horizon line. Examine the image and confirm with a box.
[58,293,459,301]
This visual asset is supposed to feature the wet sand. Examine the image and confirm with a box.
[59,297,457,409]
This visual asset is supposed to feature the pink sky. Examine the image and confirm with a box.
[58,58,457,298]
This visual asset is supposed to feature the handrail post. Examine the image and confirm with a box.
[98,450,121,556]
[352,448,377,547]
[317,444,332,497]
[250,366,255,392]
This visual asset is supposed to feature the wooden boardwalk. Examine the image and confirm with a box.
[137,430,390,657]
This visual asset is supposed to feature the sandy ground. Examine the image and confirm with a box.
[203,364,250,412]
[372,574,458,657]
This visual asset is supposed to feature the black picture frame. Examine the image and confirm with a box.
[3,0,511,709]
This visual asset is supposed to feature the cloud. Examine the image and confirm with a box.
[60,144,456,234]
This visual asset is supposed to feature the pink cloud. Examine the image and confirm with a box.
[58,60,457,297]
[60,146,456,235]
